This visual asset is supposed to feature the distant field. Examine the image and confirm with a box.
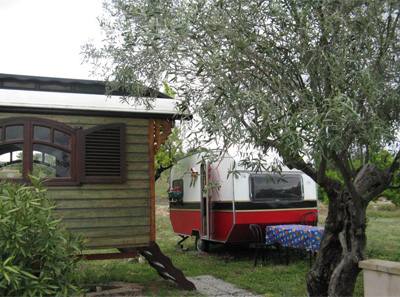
[76,179,400,296]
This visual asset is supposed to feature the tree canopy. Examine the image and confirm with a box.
[84,1,400,295]
[85,0,400,166]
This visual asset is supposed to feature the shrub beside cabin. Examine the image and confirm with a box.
[0,74,179,254]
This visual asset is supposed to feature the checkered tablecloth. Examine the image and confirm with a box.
[265,224,324,252]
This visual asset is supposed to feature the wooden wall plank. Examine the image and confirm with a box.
[126,145,148,153]
[48,189,149,199]
[125,153,149,162]
[86,235,150,248]
[126,127,149,135]
[55,198,148,209]
[127,163,149,170]
[126,171,149,179]
[62,216,148,228]
[54,207,149,219]
[126,135,148,144]
[70,226,150,238]
[53,180,149,191]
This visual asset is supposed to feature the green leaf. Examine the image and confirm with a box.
[3,272,10,284]
[19,271,38,280]
[4,266,19,274]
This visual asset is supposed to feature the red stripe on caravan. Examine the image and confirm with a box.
[211,211,233,242]
[170,210,201,236]
[170,208,318,243]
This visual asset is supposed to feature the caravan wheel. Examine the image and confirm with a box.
[195,236,209,252]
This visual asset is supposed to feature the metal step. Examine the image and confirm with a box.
[137,242,196,291]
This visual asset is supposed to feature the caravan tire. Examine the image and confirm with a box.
[195,237,209,252]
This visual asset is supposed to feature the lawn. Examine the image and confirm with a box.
[75,182,400,296]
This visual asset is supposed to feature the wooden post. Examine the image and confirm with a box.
[148,120,156,242]
[148,119,174,242]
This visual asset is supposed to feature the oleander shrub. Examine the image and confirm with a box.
[0,177,83,297]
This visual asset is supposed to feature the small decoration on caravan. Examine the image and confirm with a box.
[190,167,199,186]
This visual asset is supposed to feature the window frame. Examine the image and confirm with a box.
[0,117,79,186]
[249,173,304,202]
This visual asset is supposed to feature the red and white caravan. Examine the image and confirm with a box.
[169,153,318,251]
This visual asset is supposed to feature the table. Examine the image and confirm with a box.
[265,224,324,253]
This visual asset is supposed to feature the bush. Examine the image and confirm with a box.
[0,177,83,296]
[380,188,400,206]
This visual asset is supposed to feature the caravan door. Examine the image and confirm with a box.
[200,162,210,239]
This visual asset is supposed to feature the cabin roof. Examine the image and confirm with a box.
[0,73,187,119]
[0,73,170,97]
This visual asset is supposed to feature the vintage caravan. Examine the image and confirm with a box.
[169,153,318,251]
[0,73,195,290]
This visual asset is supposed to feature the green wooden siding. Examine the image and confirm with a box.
[0,112,151,249]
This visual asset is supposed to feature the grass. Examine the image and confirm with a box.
[365,208,400,262]
[155,172,169,199]
[75,184,400,296]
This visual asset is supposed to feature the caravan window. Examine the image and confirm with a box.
[171,179,184,193]
[250,173,303,202]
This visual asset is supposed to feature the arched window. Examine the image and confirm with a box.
[0,118,77,185]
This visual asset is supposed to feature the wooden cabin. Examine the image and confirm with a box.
[0,73,196,289]
[0,73,195,289]
[0,73,180,253]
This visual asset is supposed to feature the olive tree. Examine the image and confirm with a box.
[84,0,400,295]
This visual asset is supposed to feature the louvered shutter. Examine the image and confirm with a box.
[82,123,126,183]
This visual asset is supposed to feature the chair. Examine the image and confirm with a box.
[249,224,267,266]
[300,211,318,226]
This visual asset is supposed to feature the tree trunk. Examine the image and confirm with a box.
[327,191,366,297]
[307,164,388,296]
[307,191,344,296]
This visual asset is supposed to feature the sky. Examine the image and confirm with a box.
[0,0,104,79]
[0,0,280,163]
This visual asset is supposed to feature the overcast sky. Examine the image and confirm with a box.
[0,0,103,79]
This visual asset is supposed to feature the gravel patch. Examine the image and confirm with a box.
[188,275,262,297]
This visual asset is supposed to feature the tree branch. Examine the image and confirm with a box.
[366,150,400,200]
[332,151,362,201]
[284,153,341,198]
[349,151,400,203]
[355,164,391,203]
[388,150,400,176]
[317,155,327,184]
[155,164,174,181]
